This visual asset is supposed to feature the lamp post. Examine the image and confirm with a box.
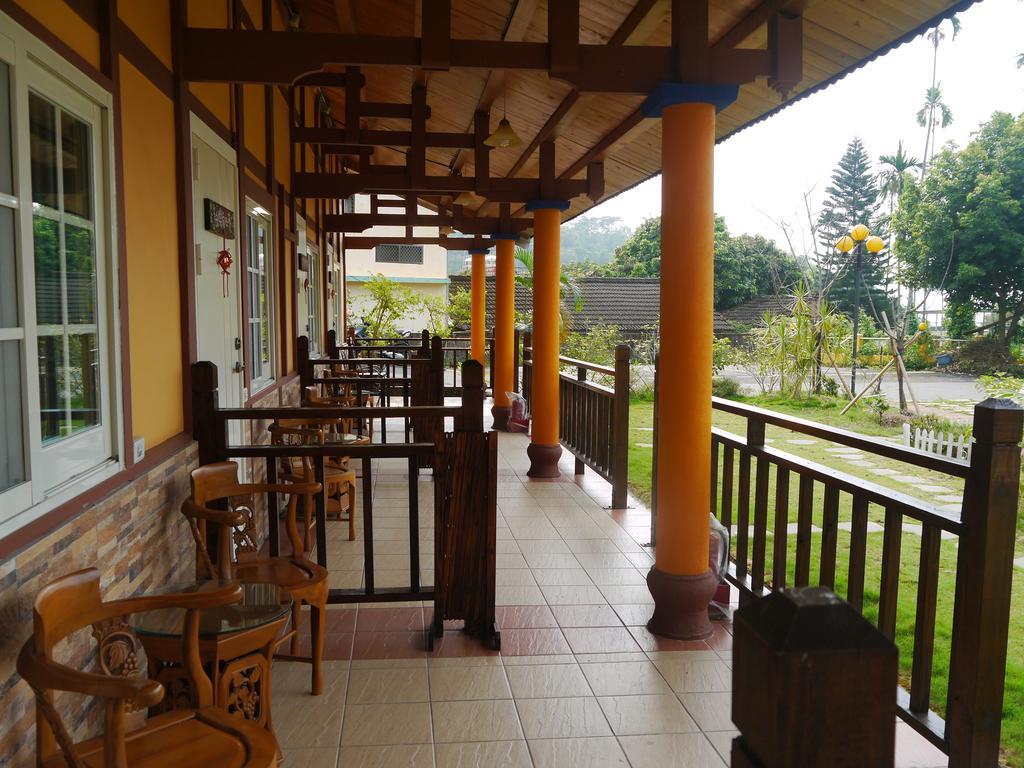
[836,225,885,397]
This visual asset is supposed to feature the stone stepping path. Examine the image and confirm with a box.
[787,438,818,445]
[838,521,884,534]
[890,474,924,484]
[826,447,861,455]
[903,523,959,541]
[636,442,653,448]
[1015,557,1024,570]
[847,459,877,468]
[869,468,900,476]
[935,495,963,504]
[917,484,955,494]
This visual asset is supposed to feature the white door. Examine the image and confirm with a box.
[190,115,244,425]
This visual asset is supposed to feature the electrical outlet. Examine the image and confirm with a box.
[133,437,145,463]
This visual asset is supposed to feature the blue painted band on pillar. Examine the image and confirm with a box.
[640,82,739,118]
[525,199,571,212]
[490,233,519,241]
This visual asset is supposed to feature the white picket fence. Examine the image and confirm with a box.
[902,423,973,464]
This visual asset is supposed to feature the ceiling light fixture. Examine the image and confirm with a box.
[484,93,522,148]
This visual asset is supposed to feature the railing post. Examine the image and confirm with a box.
[611,344,630,509]
[651,352,659,547]
[731,587,897,768]
[297,335,311,390]
[326,328,337,359]
[456,359,485,433]
[522,330,532,409]
[574,364,586,477]
[190,361,226,465]
[430,335,444,405]
[946,398,1023,768]
[513,327,521,394]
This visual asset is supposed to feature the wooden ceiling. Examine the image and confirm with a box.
[293,0,974,226]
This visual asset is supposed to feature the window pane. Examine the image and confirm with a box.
[260,271,270,366]
[65,223,96,324]
[33,215,60,325]
[67,332,99,434]
[37,332,65,443]
[0,206,16,327]
[0,340,25,492]
[28,93,58,209]
[60,111,92,220]
[0,61,12,196]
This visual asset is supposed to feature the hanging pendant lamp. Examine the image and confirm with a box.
[484,93,522,148]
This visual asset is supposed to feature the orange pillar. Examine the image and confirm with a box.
[526,204,565,477]
[646,91,731,641]
[491,237,516,430]
[469,248,487,363]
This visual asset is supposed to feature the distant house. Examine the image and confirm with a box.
[345,194,449,330]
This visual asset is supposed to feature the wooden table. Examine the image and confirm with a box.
[132,581,290,747]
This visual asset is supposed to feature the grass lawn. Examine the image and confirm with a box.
[628,393,1024,766]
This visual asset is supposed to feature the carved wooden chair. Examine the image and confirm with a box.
[271,415,359,542]
[183,462,329,695]
[17,568,278,768]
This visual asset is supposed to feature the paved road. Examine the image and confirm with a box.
[719,366,985,403]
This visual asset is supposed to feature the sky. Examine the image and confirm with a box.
[580,0,1024,255]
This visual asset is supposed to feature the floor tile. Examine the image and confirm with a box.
[654,658,732,693]
[612,603,653,626]
[341,702,433,746]
[532,568,593,586]
[495,605,558,629]
[351,630,427,659]
[562,626,641,654]
[431,699,524,743]
[499,628,571,656]
[580,660,671,696]
[515,697,611,739]
[274,700,344,749]
[434,741,532,767]
[347,667,429,703]
[280,748,338,768]
[540,584,607,606]
[629,625,713,653]
[704,730,739,764]
[550,604,623,628]
[505,662,592,699]
[428,665,512,700]
[598,693,698,735]
[527,737,628,767]
[496,584,547,606]
[272,659,348,706]
[598,585,654,604]
[895,721,950,767]
[618,733,727,767]
[679,691,735,732]
[356,607,426,632]
[338,745,434,767]
[586,568,647,586]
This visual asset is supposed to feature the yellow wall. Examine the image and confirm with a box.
[119,59,183,445]
[13,0,99,68]
[188,0,232,126]
[118,0,172,68]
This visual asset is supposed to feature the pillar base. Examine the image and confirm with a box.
[646,566,717,640]
[526,443,562,478]
[491,405,511,431]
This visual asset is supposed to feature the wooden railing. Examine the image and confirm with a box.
[191,358,499,648]
[520,330,630,508]
[689,395,1022,766]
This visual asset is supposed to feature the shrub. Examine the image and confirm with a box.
[909,414,972,440]
[904,329,937,371]
[712,336,737,375]
[712,377,742,399]
[864,392,890,424]
[820,375,839,397]
[561,324,624,366]
[978,372,1024,404]
[954,337,1023,375]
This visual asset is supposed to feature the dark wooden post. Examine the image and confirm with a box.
[456,360,485,433]
[512,327,521,394]
[326,328,338,359]
[731,587,898,768]
[297,334,311,390]
[650,352,659,547]
[430,334,444,405]
[946,398,1023,768]
[574,364,586,476]
[190,361,226,465]
[421,329,430,354]
[611,344,631,509]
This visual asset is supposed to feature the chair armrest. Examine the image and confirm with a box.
[181,499,247,527]
[17,641,164,708]
[240,481,323,496]
[106,580,244,615]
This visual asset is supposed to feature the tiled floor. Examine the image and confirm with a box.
[270,410,950,767]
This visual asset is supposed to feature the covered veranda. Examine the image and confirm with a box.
[0,1,1019,767]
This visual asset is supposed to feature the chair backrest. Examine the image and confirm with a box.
[184,461,315,579]
[19,568,241,768]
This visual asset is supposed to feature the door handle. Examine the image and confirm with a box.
[233,361,244,373]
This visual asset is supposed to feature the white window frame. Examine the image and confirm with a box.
[305,240,321,353]
[0,13,123,539]
[245,200,275,394]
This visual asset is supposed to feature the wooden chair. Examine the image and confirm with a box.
[183,462,329,695]
[17,568,278,768]
[269,418,359,542]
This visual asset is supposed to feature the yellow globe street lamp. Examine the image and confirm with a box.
[836,224,885,397]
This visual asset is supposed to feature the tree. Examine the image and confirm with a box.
[815,137,888,316]
[920,15,960,174]
[559,216,632,265]
[515,245,581,342]
[917,85,954,174]
[894,111,1024,349]
[598,215,799,310]
[355,273,420,339]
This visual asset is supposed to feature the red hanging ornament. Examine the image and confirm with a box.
[216,237,233,297]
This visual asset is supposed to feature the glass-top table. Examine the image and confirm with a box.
[132,580,290,638]
[324,431,371,446]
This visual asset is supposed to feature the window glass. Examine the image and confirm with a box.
[60,110,92,220]
[0,206,16,327]
[246,212,273,384]
[28,93,57,208]
[0,61,11,195]
[0,341,25,493]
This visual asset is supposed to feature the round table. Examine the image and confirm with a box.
[132,581,290,742]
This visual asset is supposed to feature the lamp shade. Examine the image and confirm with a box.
[865,235,885,254]
[835,235,855,253]
[483,118,523,148]
[850,223,870,242]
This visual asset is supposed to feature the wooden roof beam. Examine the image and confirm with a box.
[295,126,476,149]
[325,211,532,235]
[346,235,495,250]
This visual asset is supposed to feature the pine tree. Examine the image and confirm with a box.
[816,137,889,316]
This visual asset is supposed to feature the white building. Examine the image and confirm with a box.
[344,194,449,333]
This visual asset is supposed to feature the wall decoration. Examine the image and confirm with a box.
[204,198,235,238]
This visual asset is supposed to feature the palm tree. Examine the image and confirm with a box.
[918,15,960,175]
[877,141,922,213]
[514,245,582,342]
[917,85,953,175]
